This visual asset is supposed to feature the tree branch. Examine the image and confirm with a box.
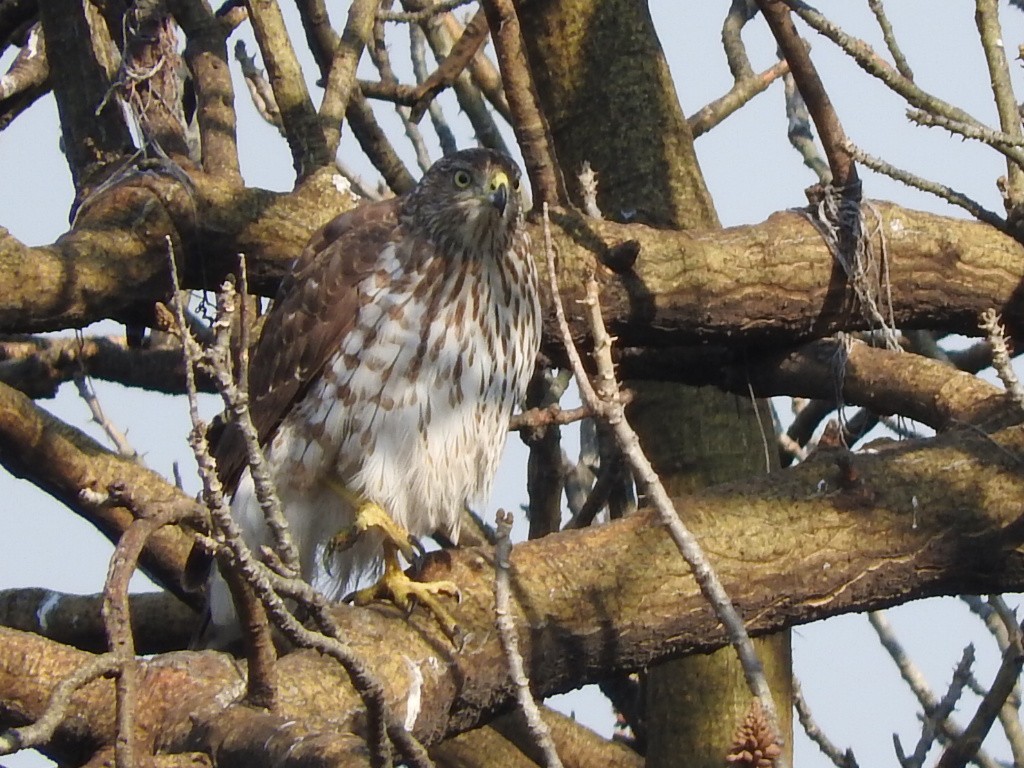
[4,420,1024,760]
[245,0,330,178]
[0,380,200,606]
[5,175,1024,353]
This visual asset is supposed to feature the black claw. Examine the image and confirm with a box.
[411,535,427,559]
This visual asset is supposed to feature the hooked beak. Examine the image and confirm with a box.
[488,170,510,215]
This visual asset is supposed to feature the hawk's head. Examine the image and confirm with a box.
[403,148,524,257]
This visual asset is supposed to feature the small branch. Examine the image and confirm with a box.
[845,141,1005,228]
[410,24,457,155]
[318,0,376,157]
[896,645,974,768]
[907,108,1024,150]
[245,0,330,178]
[962,596,1024,765]
[979,308,1024,411]
[935,617,1024,768]
[170,0,242,178]
[101,507,197,767]
[868,610,1003,768]
[206,261,300,574]
[0,653,120,755]
[867,0,913,81]
[347,90,417,194]
[235,39,283,131]
[438,10,511,122]
[689,59,790,138]
[73,369,138,460]
[481,0,566,207]
[414,3,508,155]
[541,204,784,746]
[493,510,564,768]
[0,22,46,102]
[167,238,279,710]
[407,7,489,125]
[975,0,1024,209]
[793,678,859,768]
[367,12,432,172]
[784,1,1024,170]
[379,0,474,23]
[757,0,856,189]
[522,366,567,539]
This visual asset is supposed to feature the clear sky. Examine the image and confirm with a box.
[0,3,1021,766]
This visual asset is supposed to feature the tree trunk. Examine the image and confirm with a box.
[519,1,793,763]
[630,385,793,766]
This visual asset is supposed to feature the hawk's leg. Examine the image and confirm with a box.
[350,542,462,641]
[323,479,422,566]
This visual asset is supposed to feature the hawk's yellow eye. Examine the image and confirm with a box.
[453,169,472,188]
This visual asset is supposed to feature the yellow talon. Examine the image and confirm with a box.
[350,543,462,642]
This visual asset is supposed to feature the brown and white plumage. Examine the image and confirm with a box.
[206,149,540,636]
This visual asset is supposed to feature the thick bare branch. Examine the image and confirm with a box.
[245,0,329,178]
[481,0,566,207]
[7,175,1024,356]
[0,380,200,606]
[318,0,376,156]
[38,0,134,190]
[3,420,1024,759]
[170,0,242,179]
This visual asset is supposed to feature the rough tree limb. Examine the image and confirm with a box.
[3,420,1024,763]
[0,381,199,606]
[2,168,1024,351]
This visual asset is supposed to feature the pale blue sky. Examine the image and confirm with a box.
[0,3,1021,766]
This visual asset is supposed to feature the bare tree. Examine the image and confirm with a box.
[0,2,1022,767]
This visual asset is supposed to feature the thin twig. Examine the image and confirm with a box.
[867,0,913,81]
[541,203,784,748]
[962,596,1024,765]
[784,0,1024,171]
[793,678,859,768]
[167,241,280,711]
[72,368,139,460]
[367,10,433,172]
[689,59,790,138]
[379,0,474,23]
[211,259,300,574]
[979,308,1024,410]
[414,1,508,155]
[868,610,1003,768]
[895,645,975,768]
[493,510,564,768]
[409,24,457,155]
[974,0,1024,207]
[935,617,1024,768]
[907,109,1024,150]
[846,140,1005,228]
[0,654,120,755]
[757,0,857,189]
[407,7,489,126]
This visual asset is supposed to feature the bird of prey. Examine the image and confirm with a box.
[204,148,541,641]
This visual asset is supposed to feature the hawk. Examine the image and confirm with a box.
[205,148,541,641]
